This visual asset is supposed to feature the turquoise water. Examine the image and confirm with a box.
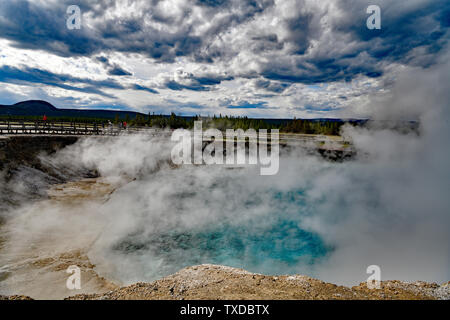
[112,188,332,278]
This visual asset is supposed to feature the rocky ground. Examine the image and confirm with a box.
[61,264,449,300]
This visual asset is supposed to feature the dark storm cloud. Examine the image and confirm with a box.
[0,0,100,57]
[108,67,131,76]
[0,0,448,96]
[332,0,450,67]
[0,65,119,97]
[256,1,448,84]
[166,80,211,91]
[196,0,228,7]
[256,0,449,84]
[283,12,314,55]
[96,56,132,76]
[132,84,159,94]
[249,34,283,53]
[163,70,233,91]
[261,58,383,85]
[253,79,290,93]
[227,101,268,109]
[0,65,158,97]
[0,0,274,61]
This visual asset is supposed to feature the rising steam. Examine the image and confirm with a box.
[0,52,449,299]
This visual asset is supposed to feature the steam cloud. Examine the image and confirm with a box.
[0,52,449,295]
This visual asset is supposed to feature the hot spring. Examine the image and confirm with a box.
[0,116,449,299]
[106,187,332,282]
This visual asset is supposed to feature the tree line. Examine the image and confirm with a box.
[134,113,354,136]
[0,113,364,136]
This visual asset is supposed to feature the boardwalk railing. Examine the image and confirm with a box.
[0,119,124,135]
[0,120,353,151]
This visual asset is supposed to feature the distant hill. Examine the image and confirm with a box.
[0,100,147,120]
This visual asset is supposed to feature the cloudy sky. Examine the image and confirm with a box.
[0,0,448,118]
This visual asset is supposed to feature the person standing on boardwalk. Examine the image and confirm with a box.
[43,114,47,130]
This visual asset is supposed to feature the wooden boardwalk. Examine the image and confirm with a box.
[0,120,352,151]
[0,120,121,135]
